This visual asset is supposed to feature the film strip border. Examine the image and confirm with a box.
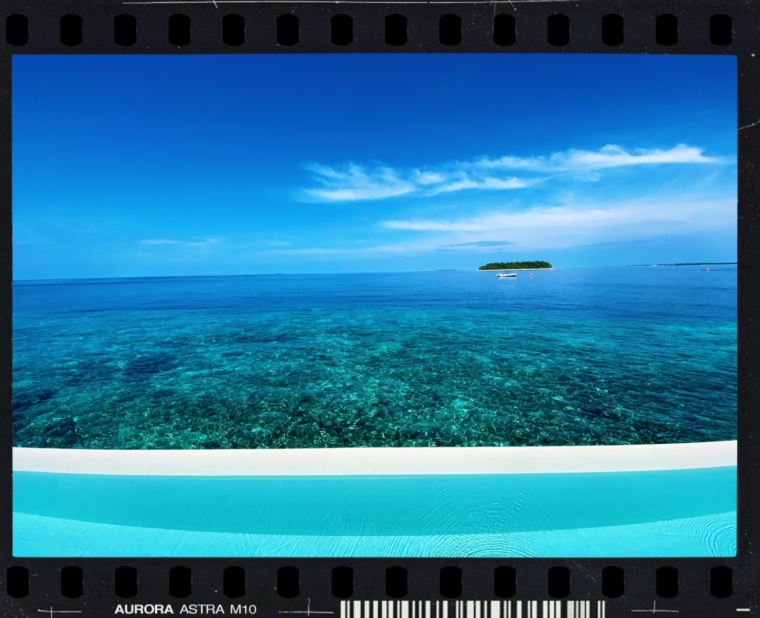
[0,0,757,615]
[0,6,753,52]
[2,563,738,602]
[340,599,605,618]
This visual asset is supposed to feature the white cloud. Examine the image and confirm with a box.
[303,165,531,203]
[258,243,428,257]
[252,194,735,259]
[413,171,446,185]
[382,206,638,232]
[380,196,736,251]
[429,176,531,195]
[302,144,724,203]
[440,240,514,248]
[475,144,718,172]
[305,164,416,201]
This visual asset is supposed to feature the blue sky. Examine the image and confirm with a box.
[13,54,736,279]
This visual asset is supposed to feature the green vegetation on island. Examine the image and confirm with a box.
[479,261,552,270]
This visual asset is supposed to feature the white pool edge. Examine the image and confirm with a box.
[12,441,737,476]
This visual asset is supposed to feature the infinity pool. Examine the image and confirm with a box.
[13,464,736,557]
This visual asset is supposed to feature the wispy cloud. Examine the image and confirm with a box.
[305,164,416,201]
[381,207,640,232]
[255,195,734,261]
[302,144,723,203]
[440,240,514,248]
[428,176,530,195]
[380,196,735,252]
[474,144,718,173]
[303,164,532,203]
[257,243,426,257]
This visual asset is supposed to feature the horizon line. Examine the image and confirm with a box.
[11,262,739,283]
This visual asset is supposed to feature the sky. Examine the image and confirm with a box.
[13,54,737,279]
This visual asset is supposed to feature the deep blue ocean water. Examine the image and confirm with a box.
[12,266,737,449]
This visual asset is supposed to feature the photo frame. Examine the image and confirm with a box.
[1,1,758,616]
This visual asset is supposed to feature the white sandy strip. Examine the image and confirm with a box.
[13,441,736,477]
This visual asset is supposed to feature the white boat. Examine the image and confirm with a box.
[497,273,516,278]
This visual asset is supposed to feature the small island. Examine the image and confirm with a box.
[479,261,552,270]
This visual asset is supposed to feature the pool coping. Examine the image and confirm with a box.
[12,440,737,476]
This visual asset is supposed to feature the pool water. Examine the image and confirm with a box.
[13,466,737,557]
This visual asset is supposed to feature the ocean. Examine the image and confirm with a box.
[12,266,737,450]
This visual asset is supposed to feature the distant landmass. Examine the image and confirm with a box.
[479,261,552,270]
[629,262,737,267]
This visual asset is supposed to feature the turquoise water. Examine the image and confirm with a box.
[13,267,737,449]
[12,266,738,556]
[13,467,737,557]
[14,511,738,558]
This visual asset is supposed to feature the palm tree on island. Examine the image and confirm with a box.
[479,261,552,270]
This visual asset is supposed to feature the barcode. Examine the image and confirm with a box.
[340,600,607,618]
